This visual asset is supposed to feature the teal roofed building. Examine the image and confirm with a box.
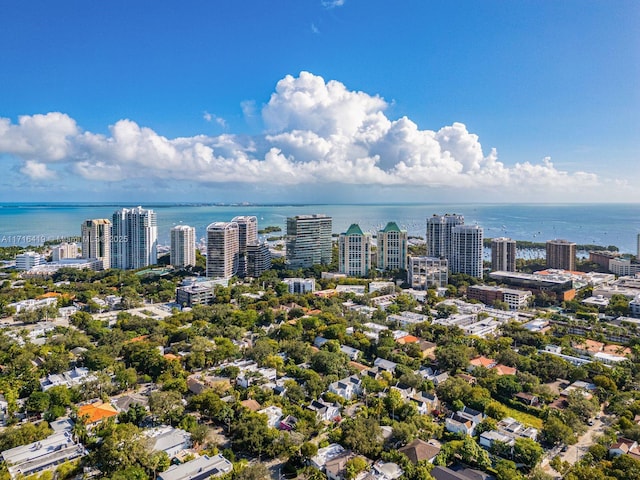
[378,222,408,271]
[338,223,372,277]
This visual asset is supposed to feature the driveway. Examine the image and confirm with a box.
[559,414,608,465]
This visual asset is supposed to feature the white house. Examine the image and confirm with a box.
[258,405,283,428]
[158,454,232,480]
[308,399,341,423]
[445,406,484,437]
[328,375,363,400]
[145,426,192,459]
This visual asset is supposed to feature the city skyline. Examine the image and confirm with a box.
[0,1,638,203]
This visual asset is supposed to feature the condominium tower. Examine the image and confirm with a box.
[338,224,372,277]
[286,215,332,268]
[426,214,464,260]
[491,237,517,272]
[546,239,576,271]
[81,219,111,270]
[231,216,258,277]
[408,256,448,290]
[206,222,239,279]
[111,207,157,270]
[377,222,408,271]
[246,243,272,278]
[51,242,78,262]
[451,225,484,278]
[170,225,196,268]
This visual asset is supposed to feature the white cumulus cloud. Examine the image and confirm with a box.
[20,160,57,180]
[0,71,610,199]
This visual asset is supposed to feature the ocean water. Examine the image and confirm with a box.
[0,203,639,253]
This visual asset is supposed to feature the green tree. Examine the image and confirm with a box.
[542,414,576,446]
[148,390,184,425]
[495,459,523,480]
[435,344,470,373]
[235,463,271,480]
[26,391,50,415]
[340,416,383,458]
[513,437,544,472]
[345,456,369,479]
[230,411,276,459]
[300,442,318,459]
[91,423,150,476]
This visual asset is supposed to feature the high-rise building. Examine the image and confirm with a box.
[51,242,79,262]
[426,214,464,259]
[231,216,258,277]
[81,219,111,270]
[637,233,640,259]
[491,237,517,272]
[451,225,484,278]
[408,256,448,289]
[377,222,408,271]
[170,225,196,268]
[111,207,158,270]
[286,214,332,268]
[206,222,239,279]
[246,243,271,278]
[338,224,372,277]
[546,239,576,271]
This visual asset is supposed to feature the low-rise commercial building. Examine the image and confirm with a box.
[282,278,316,294]
[1,431,87,480]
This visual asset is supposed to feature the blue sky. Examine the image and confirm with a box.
[0,0,638,203]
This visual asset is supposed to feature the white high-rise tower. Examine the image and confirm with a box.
[451,225,484,278]
[111,207,157,270]
[170,225,196,268]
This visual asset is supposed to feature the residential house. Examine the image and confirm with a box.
[417,340,437,359]
[479,430,515,449]
[112,392,149,412]
[325,451,364,480]
[431,466,495,480]
[40,367,97,391]
[373,358,397,373]
[340,345,362,361]
[445,406,485,437]
[310,444,346,471]
[398,438,441,464]
[493,364,517,376]
[145,426,192,459]
[364,460,404,479]
[308,399,341,423]
[418,367,449,386]
[329,375,363,401]
[514,392,540,407]
[240,399,262,412]
[468,356,496,371]
[77,402,118,427]
[610,438,640,461]
[497,417,538,441]
[396,335,420,345]
[186,374,232,395]
[410,392,439,415]
[258,405,283,428]
[280,415,298,431]
[391,384,416,401]
[158,454,232,480]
